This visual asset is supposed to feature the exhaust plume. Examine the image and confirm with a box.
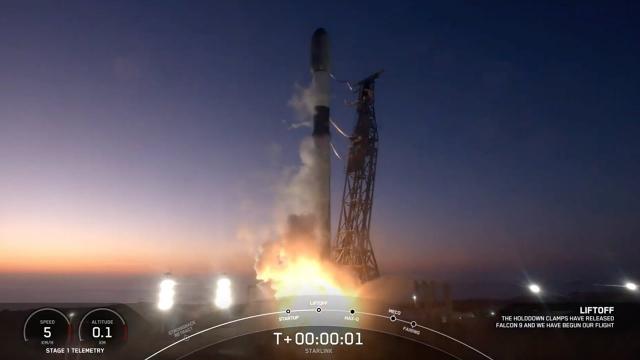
[254,86,357,298]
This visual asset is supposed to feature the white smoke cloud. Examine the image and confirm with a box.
[277,137,323,218]
[246,80,324,268]
[287,79,319,129]
[268,78,329,241]
[255,136,326,272]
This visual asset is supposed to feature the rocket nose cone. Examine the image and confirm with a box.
[312,27,328,40]
[311,28,330,72]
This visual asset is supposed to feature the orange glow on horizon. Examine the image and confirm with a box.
[0,247,254,275]
[0,218,253,275]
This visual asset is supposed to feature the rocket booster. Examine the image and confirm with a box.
[311,28,330,136]
[310,28,331,258]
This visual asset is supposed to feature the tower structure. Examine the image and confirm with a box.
[333,71,382,282]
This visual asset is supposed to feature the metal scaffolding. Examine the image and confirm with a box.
[333,71,382,282]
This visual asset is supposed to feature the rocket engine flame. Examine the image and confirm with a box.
[256,248,358,298]
[255,212,359,298]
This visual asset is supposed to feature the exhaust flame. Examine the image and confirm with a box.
[257,246,358,298]
[255,211,359,298]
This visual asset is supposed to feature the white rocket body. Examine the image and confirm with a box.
[310,28,331,258]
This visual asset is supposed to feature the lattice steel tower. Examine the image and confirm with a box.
[333,71,382,282]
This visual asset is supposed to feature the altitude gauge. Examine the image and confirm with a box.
[23,308,72,347]
[78,308,127,347]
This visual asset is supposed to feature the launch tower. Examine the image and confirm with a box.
[333,71,382,282]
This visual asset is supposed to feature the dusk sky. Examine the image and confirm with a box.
[1,1,639,301]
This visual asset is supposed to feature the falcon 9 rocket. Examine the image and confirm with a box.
[310,28,331,258]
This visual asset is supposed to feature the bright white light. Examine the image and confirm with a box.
[528,283,541,294]
[158,279,176,311]
[624,282,638,291]
[214,277,233,309]
[412,294,417,301]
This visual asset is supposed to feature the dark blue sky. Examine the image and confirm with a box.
[1,1,639,298]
